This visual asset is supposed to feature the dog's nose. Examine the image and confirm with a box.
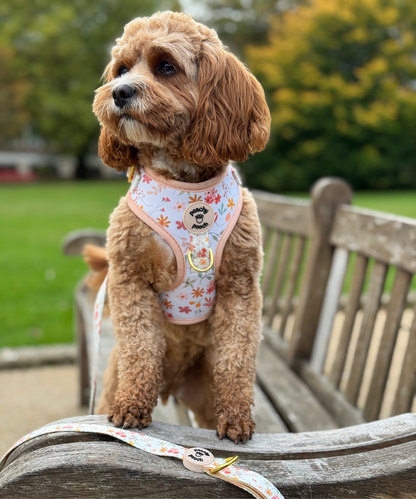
[112,85,135,108]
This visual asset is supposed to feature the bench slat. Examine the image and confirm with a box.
[364,269,412,421]
[329,253,368,387]
[330,205,416,273]
[390,302,416,416]
[2,416,416,498]
[344,260,387,405]
[252,384,288,433]
[279,236,305,338]
[298,361,365,428]
[267,234,292,327]
[311,247,349,373]
[254,190,313,237]
[256,341,338,432]
[261,230,281,297]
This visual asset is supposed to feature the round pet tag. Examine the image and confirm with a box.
[183,447,215,473]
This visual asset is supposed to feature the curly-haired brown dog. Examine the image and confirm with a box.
[92,11,270,444]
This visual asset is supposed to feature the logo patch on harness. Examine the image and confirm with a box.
[183,202,215,235]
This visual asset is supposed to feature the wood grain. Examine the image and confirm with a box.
[310,248,349,373]
[267,235,292,327]
[261,230,281,298]
[279,237,305,338]
[330,205,416,274]
[344,260,387,405]
[390,302,416,416]
[1,415,416,498]
[256,341,338,432]
[288,178,353,363]
[253,190,313,237]
[364,269,412,421]
[329,254,368,388]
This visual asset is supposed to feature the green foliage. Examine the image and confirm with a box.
[0,0,170,157]
[244,0,416,191]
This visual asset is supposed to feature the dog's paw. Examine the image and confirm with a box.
[108,401,152,430]
[217,413,255,445]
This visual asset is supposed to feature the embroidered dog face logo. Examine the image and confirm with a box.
[183,202,214,235]
[183,447,214,472]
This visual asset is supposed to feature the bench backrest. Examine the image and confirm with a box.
[255,180,416,423]
[310,204,416,421]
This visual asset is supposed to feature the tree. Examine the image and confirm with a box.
[0,0,170,173]
[245,0,416,191]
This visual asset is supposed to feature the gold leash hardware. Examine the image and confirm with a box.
[128,166,135,183]
[188,248,214,272]
[209,455,239,474]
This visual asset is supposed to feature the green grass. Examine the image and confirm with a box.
[0,181,126,348]
[1,182,416,348]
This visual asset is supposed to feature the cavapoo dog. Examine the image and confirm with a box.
[92,11,270,444]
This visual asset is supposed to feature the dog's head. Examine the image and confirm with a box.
[93,11,270,172]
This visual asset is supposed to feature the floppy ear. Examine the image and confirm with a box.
[98,126,138,172]
[182,45,271,167]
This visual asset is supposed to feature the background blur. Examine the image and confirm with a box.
[1,0,416,451]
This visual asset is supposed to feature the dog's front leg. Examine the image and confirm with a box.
[107,265,166,429]
[105,200,168,429]
[211,190,263,444]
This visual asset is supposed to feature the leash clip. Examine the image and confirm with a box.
[209,455,239,474]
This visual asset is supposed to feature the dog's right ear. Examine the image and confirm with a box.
[98,126,138,173]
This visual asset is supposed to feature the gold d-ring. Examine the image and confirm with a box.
[209,455,239,474]
[188,248,214,272]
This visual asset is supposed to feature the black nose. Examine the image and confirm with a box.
[112,85,135,108]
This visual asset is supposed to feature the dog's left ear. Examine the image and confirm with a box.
[98,126,138,172]
[182,45,271,167]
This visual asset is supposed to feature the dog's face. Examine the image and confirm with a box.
[93,12,270,171]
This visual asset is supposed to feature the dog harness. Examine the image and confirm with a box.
[126,164,243,325]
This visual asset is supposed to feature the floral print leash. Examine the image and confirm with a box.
[0,421,284,499]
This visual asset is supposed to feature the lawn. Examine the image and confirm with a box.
[1,182,416,348]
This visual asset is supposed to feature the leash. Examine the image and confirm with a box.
[0,422,284,499]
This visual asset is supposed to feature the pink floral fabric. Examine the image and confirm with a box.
[1,422,284,499]
[128,165,242,324]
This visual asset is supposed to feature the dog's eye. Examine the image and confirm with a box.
[118,66,129,77]
[158,61,176,75]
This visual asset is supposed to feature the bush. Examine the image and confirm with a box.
[244,0,416,191]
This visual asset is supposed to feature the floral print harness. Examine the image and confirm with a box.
[127,164,243,325]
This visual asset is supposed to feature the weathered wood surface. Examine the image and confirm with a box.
[62,229,106,256]
[267,234,292,326]
[330,205,416,273]
[344,261,387,405]
[256,341,338,432]
[1,414,416,498]
[310,247,349,372]
[329,253,368,387]
[261,229,281,297]
[0,344,76,370]
[297,362,366,428]
[252,384,288,433]
[279,236,305,337]
[391,301,416,416]
[364,269,412,421]
[288,178,353,363]
[253,190,313,237]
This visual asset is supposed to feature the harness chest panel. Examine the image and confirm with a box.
[127,165,243,324]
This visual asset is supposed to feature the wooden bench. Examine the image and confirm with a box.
[1,178,415,497]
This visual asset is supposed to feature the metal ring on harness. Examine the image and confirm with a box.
[188,248,214,272]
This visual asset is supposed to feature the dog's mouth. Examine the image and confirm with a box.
[120,114,135,121]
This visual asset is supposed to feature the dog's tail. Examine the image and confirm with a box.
[83,244,109,289]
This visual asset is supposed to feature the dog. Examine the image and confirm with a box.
[92,11,270,444]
